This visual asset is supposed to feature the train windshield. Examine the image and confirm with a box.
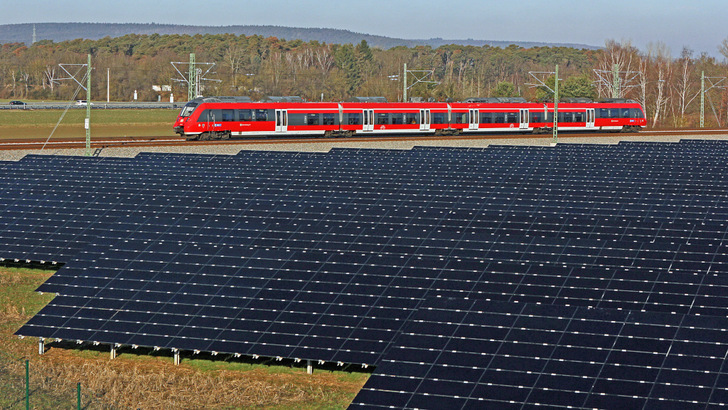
[179,102,199,118]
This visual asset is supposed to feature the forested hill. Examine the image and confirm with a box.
[0,22,598,50]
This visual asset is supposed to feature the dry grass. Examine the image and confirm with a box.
[0,266,368,409]
[28,352,364,409]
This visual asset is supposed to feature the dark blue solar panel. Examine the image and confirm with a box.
[351,298,728,408]
[4,140,728,373]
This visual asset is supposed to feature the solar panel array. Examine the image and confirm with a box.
[4,140,728,406]
[351,298,728,409]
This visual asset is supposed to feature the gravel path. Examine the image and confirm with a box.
[2,134,728,161]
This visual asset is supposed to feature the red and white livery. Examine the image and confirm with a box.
[174,96,646,141]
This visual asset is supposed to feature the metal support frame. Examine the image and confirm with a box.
[38,338,44,355]
[174,349,181,365]
[402,63,438,102]
[188,53,196,102]
[307,360,313,374]
[701,71,705,128]
[58,54,92,156]
[85,54,91,157]
[527,66,560,144]
[553,65,559,145]
[593,66,640,99]
[110,345,117,360]
[172,53,220,101]
[697,71,726,128]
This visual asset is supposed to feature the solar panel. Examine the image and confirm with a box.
[351,298,728,408]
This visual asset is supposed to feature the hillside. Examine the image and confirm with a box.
[0,22,599,50]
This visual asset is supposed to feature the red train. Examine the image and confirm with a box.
[173,97,646,141]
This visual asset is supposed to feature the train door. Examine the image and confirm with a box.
[420,109,431,131]
[363,109,374,132]
[519,109,529,129]
[275,109,287,132]
[469,109,479,130]
[586,108,595,128]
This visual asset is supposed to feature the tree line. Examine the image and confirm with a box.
[1,33,727,127]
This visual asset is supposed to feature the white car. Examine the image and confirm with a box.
[76,100,94,106]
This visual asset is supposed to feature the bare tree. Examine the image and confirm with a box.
[648,42,673,128]
[44,65,58,92]
[596,39,639,98]
[223,45,243,88]
[315,46,334,76]
[672,47,695,126]
[719,37,728,61]
[637,55,649,118]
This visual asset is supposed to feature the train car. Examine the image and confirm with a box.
[174,97,646,140]
[452,98,646,134]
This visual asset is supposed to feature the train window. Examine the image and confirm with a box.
[346,113,361,125]
[558,112,574,122]
[222,109,235,122]
[287,113,307,126]
[180,102,198,117]
[306,113,320,125]
[199,109,224,122]
[506,112,518,123]
[253,110,270,121]
[405,113,418,124]
[376,113,389,125]
[480,112,493,123]
[322,113,336,125]
[630,108,645,119]
[390,113,404,125]
[598,108,609,118]
[452,112,467,124]
[239,109,253,121]
[494,113,506,123]
[621,109,630,118]
[574,112,584,122]
[432,113,447,124]
[530,112,543,123]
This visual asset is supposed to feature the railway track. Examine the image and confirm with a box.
[2,129,728,151]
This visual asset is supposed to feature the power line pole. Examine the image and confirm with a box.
[701,71,705,128]
[85,54,91,156]
[527,66,560,145]
[402,64,438,102]
[188,53,196,102]
[58,56,93,156]
[403,63,407,103]
[594,66,639,99]
[172,53,219,101]
[694,72,727,128]
[553,64,559,145]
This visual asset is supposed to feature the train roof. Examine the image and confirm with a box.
[599,98,638,104]
[462,97,528,103]
[260,96,305,103]
[348,96,388,103]
[190,96,253,104]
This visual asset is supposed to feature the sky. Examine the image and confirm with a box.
[4,0,726,58]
